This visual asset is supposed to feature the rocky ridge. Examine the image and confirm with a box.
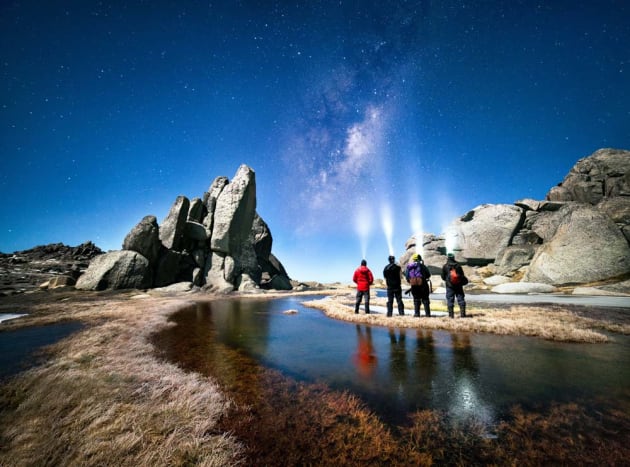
[402,148,630,294]
[0,242,102,296]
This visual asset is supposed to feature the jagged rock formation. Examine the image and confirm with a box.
[76,165,292,292]
[402,148,630,288]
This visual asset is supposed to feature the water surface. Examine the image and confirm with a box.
[0,322,84,381]
[155,296,630,427]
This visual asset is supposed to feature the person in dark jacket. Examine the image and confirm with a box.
[405,253,431,317]
[441,253,468,318]
[353,259,374,314]
[383,255,404,317]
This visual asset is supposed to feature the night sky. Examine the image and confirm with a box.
[2,1,629,282]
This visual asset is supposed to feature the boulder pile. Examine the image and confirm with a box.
[76,165,292,292]
[402,148,630,290]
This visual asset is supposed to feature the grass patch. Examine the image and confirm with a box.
[303,294,630,342]
[0,293,243,466]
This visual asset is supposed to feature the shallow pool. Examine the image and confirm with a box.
[154,296,630,428]
[0,321,84,381]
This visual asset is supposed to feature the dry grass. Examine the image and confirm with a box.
[1,287,628,465]
[304,294,630,342]
[0,292,244,466]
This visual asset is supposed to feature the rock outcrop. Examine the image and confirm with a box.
[76,250,152,291]
[402,148,630,289]
[122,215,161,266]
[77,164,292,292]
[523,204,630,284]
[445,204,524,265]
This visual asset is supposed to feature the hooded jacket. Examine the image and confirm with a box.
[353,265,374,292]
[383,262,402,290]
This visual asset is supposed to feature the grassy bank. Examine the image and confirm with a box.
[304,294,630,342]
[0,291,244,466]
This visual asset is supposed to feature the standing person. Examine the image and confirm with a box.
[353,259,374,314]
[405,253,432,317]
[441,253,468,318]
[383,255,404,317]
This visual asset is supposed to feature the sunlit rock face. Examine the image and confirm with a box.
[78,164,292,292]
[405,148,630,288]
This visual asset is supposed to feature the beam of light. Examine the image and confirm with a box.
[355,203,373,261]
[380,202,394,256]
[437,188,460,255]
[409,202,424,257]
[444,224,458,255]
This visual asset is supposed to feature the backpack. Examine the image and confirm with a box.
[407,262,423,286]
[449,265,462,286]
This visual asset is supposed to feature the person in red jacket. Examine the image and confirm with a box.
[353,259,374,314]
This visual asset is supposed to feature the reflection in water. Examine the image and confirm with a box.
[388,328,407,401]
[354,325,377,378]
[412,329,437,408]
[448,333,493,426]
[153,298,630,431]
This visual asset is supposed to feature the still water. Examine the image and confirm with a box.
[0,321,84,381]
[156,296,630,427]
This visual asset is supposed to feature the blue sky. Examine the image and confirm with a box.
[1,1,629,283]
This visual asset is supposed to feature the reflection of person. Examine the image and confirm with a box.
[441,253,468,318]
[388,328,408,389]
[451,333,477,374]
[405,253,432,317]
[413,329,437,400]
[353,259,374,314]
[383,255,404,317]
[354,325,377,377]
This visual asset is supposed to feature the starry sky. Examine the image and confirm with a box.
[2,1,629,283]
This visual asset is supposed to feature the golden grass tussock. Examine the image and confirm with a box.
[0,294,244,467]
[303,294,628,343]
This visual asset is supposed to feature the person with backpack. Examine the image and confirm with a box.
[405,253,431,317]
[383,255,404,317]
[441,253,468,318]
[353,259,374,314]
